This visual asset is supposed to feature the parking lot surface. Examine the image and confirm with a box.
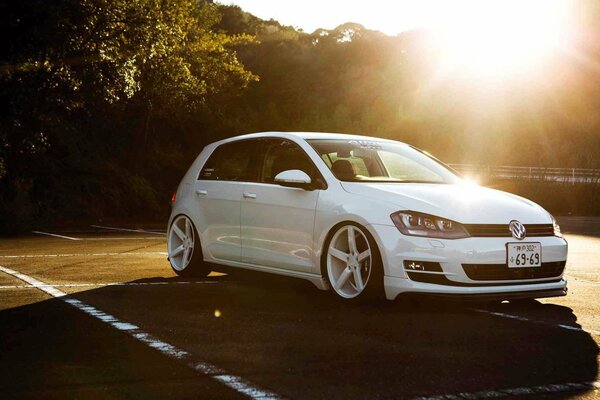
[0,218,598,399]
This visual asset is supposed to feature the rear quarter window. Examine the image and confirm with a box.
[198,140,257,181]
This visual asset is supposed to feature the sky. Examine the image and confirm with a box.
[221,0,441,35]
[220,1,572,36]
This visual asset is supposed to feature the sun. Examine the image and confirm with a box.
[427,0,574,78]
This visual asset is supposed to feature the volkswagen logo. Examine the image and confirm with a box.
[509,220,526,240]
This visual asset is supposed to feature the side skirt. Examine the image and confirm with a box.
[207,258,329,291]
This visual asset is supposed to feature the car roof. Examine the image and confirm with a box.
[211,131,405,146]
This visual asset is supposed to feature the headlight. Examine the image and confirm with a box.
[552,216,562,237]
[390,211,469,239]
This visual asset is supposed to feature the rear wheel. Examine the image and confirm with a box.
[323,223,384,301]
[167,215,208,277]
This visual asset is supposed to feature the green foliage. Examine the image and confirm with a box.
[1,1,599,228]
[0,0,256,228]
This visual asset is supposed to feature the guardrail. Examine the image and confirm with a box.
[447,164,600,184]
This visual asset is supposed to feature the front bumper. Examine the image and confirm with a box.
[384,276,567,301]
[367,224,569,301]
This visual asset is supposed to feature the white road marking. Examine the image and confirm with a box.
[91,225,165,236]
[83,237,164,241]
[0,281,218,289]
[472,308,600,337]
[31,231,81,241]
[145,229,167,234]
[0,252,168,259]
[0,265,280,400]
[412,380,599,399]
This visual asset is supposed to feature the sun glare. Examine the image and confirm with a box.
[230,0,574,79]
[431,0,573,78]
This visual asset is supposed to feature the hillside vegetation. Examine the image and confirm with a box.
[1,0,599,227]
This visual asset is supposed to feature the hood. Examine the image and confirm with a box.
[341,182,552,224]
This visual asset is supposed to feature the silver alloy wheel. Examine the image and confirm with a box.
[327,224,372,298]
[168,215,195,271]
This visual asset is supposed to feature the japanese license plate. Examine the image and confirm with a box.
[506,242,542,268]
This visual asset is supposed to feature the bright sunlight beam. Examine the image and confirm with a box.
[431,0,574,78]
[228,0,575,79]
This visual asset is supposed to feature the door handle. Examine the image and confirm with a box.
[196,189,208,196]
[243,192,257,199]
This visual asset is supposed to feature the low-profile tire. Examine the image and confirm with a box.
[322,222,385,302]
[167,215,208,277]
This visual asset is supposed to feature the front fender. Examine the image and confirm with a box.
[313,183,399,275]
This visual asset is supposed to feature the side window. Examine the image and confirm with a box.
[259,139,319,184]
[199,140,257,181]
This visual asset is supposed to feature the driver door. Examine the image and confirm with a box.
[241,138,321,272]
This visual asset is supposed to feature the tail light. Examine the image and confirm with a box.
[171,191,177,203]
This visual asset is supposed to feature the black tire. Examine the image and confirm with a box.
[321,222,385,302]
[167,215,209,277]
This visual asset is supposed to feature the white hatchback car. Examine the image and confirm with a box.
[167,132,567,301]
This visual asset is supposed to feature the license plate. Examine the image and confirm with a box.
[506,242,542,268]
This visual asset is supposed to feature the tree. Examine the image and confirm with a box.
[0,0,256,226]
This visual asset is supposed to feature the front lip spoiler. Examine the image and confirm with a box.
[401,288,567,302]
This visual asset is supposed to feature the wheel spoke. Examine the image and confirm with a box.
[329,247,349,262]
[353,268,364,291]
[170,244,184,258]
[327,224,375,298]
[183,248,190,264]
[172,224,186,241]
[358,249,371,262]
[334,266,353,290]
[185,218,191,238]
[347,227,357,254]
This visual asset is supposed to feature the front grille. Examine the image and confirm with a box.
[464,224,554,237]
[463,261,566,281]
[464,224,554,238]
[407,272,449,285]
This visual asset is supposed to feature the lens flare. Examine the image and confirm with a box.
[432,0,574,78]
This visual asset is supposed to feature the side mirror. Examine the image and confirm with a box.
[274,169,313,190]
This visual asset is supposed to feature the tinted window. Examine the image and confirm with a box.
[259,139,319,184]
[199,140,257,181]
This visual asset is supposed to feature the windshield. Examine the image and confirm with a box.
[308,139,461,184]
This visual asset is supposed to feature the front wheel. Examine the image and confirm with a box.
[167,215,208,277]
[323,223,384,301]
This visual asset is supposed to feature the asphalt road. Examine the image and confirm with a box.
[0,217,598,399]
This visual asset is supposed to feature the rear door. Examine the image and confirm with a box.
[241,138,322,272]
[195,139,258,263]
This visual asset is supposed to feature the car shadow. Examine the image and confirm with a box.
[1,268,597,399]
[0,292,245,399]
